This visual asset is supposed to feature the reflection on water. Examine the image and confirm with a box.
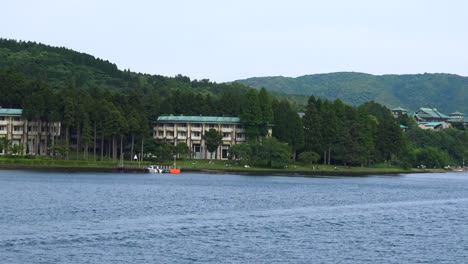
[1,170,467,263]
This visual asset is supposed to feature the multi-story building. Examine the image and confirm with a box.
[0,108,61,155]
[391,107,408,118]
[153,115,247,160]
[413,107,451,130]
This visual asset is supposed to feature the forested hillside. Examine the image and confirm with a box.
[236,72,468,114]
[1,38,466,168]
[0,38,252,161]
[0,38,250,114]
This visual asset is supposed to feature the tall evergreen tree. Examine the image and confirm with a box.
[258,88,273,137]
[240,89,262,141]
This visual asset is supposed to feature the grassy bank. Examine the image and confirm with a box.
[0,156,442,175]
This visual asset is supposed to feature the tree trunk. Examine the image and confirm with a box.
[93,123,97,161]
[44,123,49,156]
[65,125,70,160]
[76,123,81,160]
[100,133,104,161]
[107,138,111,160]
[130,134,134,162]
[36,120,41,156]
[141,138,144,163]
[51,125,55,159]
[83,143,88,160]
[120,135,123,165]
[112,135,116,161]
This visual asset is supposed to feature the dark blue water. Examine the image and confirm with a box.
[1,170,467,263]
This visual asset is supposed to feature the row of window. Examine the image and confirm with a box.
[0,126,58,132]
[0,126,23,131]
[157,123,243,129]
[155,131,245,139]
[0,117,22,122]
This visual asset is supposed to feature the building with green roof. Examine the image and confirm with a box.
[391,107,408,118]
[414,107,450,123]
[1,108,61,155]
[448,111,468,128]
[153,115,250,160]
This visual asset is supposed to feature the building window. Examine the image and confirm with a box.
[0,126,5,131]
[13,117,21,122]
[223,133,230,138]
[0,117,4,121]
[178,123,187,128]
[192,123,201,128]
[13,126,22,132]
[236,125,243,129]
[158,131,164,136]
[167,131,174,137]
[192,132,201,137]
[208,124,216,128]
[178,131,187,137]
[236,133,244,139]
[223,124,230,128]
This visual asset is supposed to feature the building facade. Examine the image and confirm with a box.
[153,116,246,160]
[413,107,451,130]
[0,108,61,155]
[391,107,408,118]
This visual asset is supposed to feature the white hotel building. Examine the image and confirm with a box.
[153,115,246,160]
[0,108,61,155]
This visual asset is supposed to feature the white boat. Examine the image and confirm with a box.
[148,165,164,173]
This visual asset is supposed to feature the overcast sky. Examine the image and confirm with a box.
[2,0,468,82]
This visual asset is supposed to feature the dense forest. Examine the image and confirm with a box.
[236,72,468,115]
[1,38,467,168]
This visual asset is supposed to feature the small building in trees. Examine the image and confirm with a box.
[413,107,452,130]
[0,108,61,155]
[391,107,408,118]
[153,115,247,160]
[448,111,468,128]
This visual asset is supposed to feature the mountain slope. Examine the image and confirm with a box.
[0,38,248,95]
[236,72,468,114]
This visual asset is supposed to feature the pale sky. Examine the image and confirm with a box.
[2,0,468,82]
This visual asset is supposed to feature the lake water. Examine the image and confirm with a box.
[1,170,467,263]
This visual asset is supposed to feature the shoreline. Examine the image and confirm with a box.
[0,163,445,176]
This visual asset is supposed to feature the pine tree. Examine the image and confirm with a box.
[240,89,262,141]
[258,88,273,137]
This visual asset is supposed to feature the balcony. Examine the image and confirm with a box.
[165,126,174,131]
[177,126,187,131]
[12,121,24,126]
[222,136,232,141]
[221,128,233,133]
[190,126,202,132]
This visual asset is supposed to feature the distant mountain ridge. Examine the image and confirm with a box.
[236,72,468,115]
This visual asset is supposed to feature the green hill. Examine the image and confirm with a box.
[0,38,247,97]
[236,72,468,114]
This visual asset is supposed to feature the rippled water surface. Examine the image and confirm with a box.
[1,170,468,263]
